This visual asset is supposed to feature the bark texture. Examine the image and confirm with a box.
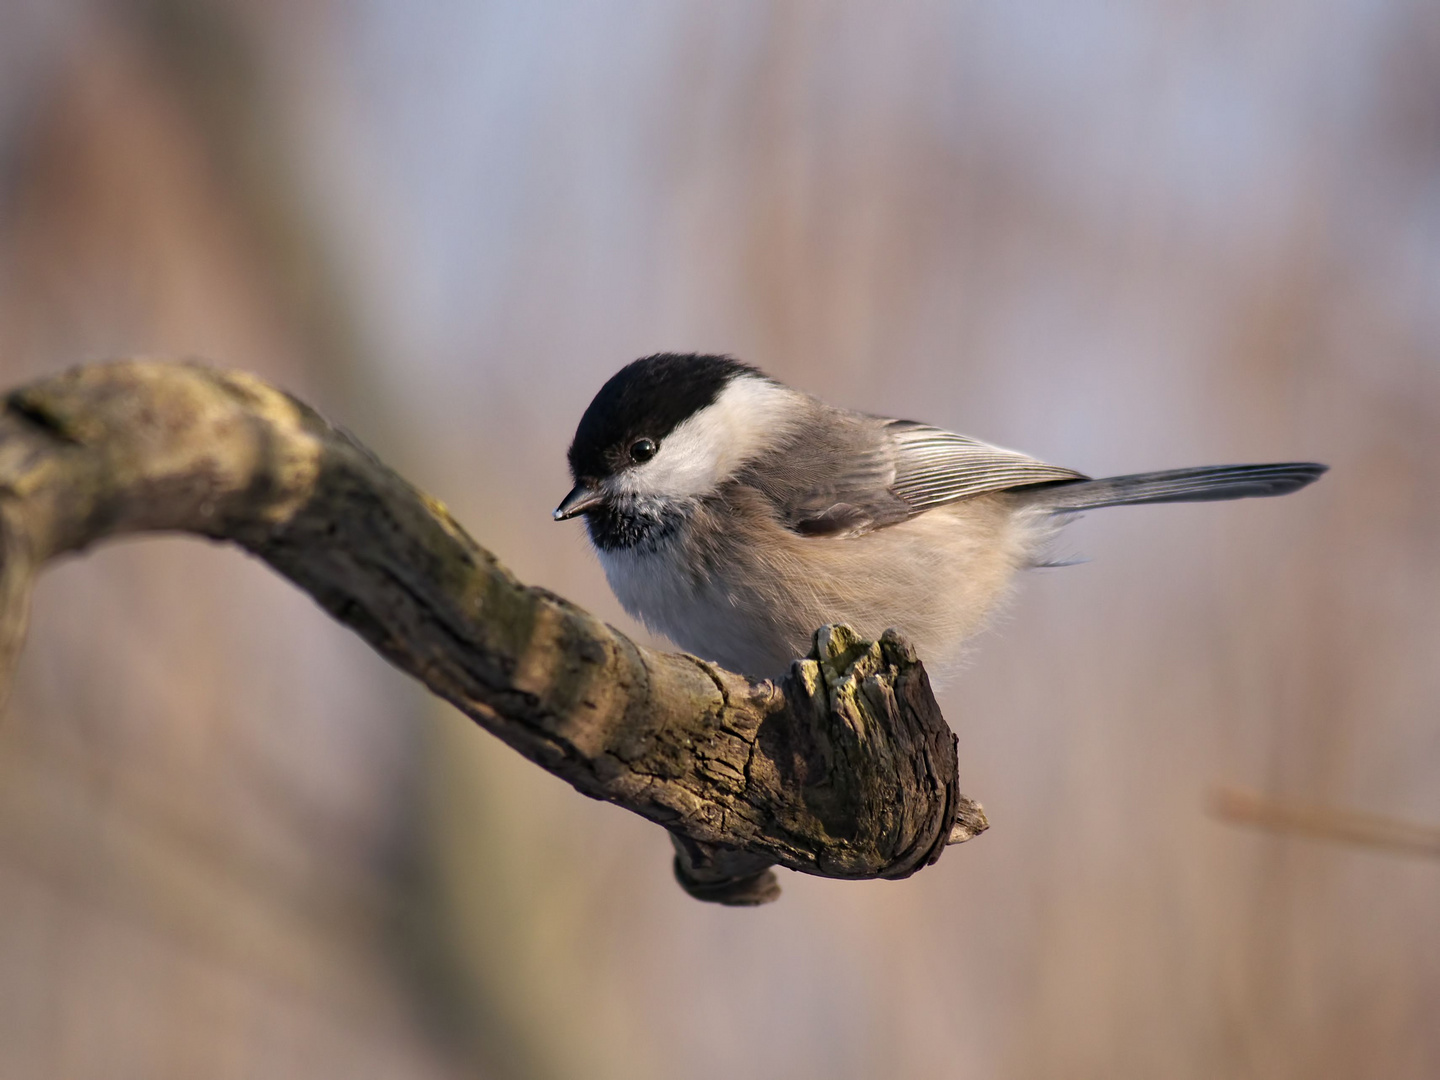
[0,360,986,904]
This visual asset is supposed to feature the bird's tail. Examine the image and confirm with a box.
[1014,462,1328,513]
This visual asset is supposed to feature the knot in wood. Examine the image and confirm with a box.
[749,624,961,880]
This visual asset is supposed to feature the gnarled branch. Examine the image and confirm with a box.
[0,360,986,905]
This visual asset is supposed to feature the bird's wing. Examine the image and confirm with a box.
[885,421,1087,514]
[770,419,1086,538]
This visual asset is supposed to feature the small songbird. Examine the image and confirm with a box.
[554,353,1325,678]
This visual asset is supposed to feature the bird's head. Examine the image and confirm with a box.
[555,353,796,545]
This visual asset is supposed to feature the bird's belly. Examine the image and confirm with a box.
[595,498,1052,678]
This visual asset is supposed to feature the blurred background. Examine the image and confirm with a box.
[0,1,1437,1077]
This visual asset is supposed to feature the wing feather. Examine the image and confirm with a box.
[765,415,1086,537]
[886,421,1086,513]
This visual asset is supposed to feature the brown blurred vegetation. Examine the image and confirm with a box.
[0,2,1437,1078]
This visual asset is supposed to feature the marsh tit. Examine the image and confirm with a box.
[554,353,1325,678]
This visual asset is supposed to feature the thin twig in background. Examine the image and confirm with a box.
[1210,786,1440,859]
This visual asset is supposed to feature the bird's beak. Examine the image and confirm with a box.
[553,483,605,521]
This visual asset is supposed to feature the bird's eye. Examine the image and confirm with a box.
[629,438,657,463]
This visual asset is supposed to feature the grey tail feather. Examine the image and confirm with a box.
[1014,462,1328,513]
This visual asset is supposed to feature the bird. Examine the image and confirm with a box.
[554,353,1326,679]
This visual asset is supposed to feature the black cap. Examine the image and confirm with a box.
[566,353,765,481]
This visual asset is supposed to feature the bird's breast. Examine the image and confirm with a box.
[595,535,711,645]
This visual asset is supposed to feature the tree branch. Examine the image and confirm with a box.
[0,360,986,905]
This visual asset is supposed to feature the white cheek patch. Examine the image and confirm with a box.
[611,375,798,499]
